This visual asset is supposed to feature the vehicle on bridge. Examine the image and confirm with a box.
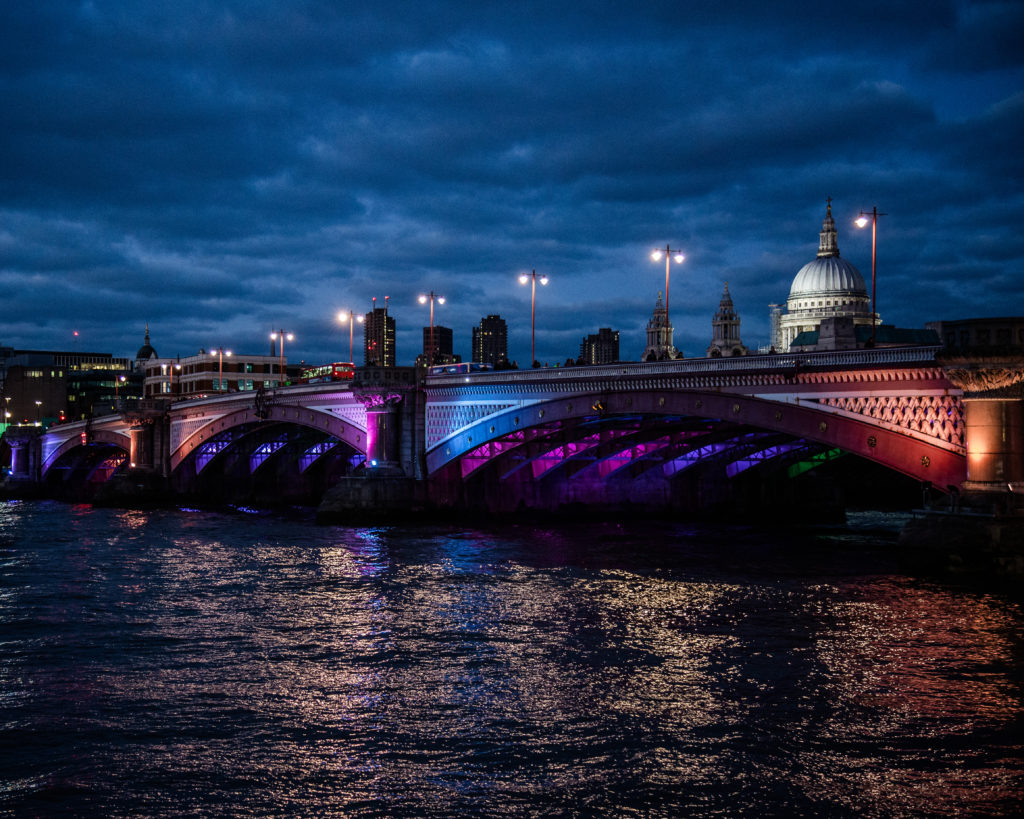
[427,362,494,376]
[299,362,355,383]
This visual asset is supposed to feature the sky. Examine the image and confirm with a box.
[2,1,1022,368]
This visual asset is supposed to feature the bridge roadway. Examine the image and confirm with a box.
[12,345,978,512]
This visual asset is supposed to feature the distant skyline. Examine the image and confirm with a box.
[2,2,1021,366]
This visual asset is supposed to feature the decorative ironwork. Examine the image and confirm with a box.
[254,386,270,420]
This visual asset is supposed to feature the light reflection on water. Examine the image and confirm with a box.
[0,500,1021,817]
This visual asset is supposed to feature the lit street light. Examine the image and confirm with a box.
[338,310,364,364]
[650,245,685,327]
[34,400,42,425]
[212,347,232,391]
[114,375,126,406]
[270,329,294,385]
[855,207,886,346]
[518,270,549,366]
[418,291,446,365]
[161,360,182,398]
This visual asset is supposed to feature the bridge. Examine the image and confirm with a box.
[4,345,1022,515]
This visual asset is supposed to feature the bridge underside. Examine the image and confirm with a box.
[427,390,965,516]
[172,419,365,505]
[44,441,130,492]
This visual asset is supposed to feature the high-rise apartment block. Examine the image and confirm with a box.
[363,308,396,367]
[472,315,508,366]
[579,328,620,365]
[422,325,453,364]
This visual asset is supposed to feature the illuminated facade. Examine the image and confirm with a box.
[706,283,748,357]
[472,315,509,366]
[363,308,396,367]
[779,201,877,350]
[144,351,281,397]
[580,328,620,364]
[642,292,679,361]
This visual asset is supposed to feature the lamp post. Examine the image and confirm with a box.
[650,246,685,327]
[518,270,549,366]
[114,375,125,404]
[855,207,886,346]
[34,400,42,425]
[212,347,232,391]
[418,291,446,365]
[338,310,364,364]
[270,330,294,385]
[162,360,181,398]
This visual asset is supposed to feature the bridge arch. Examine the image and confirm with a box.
[41,428,131,478]
[427,389,965,489]
[171,404,366,473]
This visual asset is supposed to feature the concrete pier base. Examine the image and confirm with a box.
[316,475,433,524]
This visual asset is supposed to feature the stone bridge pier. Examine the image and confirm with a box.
[942,353,1024,509]
[4,427,42,482]
[317,367,426,520]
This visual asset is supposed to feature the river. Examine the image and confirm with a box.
[1,500,1021,816]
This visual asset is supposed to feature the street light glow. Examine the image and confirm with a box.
[651,244,685,326]
[855,206,886,346]
[419,292,445,364]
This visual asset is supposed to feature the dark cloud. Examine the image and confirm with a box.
[1,1,1021,366]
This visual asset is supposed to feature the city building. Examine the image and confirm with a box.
[789,319,938,352]
[641,292,680,361]
[706,283,748,357]
[767,303,784,352]
[364,307,396,367]
[472,315,509,367]
[580,328,620,365]
[925,317,1024,352]
[144,350,282,397]
[416,325,460,370]
[1,345,139,424]
[422,325,453,364]
[779,200,878,350]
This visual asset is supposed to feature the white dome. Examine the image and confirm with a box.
[789,256,866,299]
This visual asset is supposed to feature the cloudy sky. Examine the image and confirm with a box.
[2,1,1022,367]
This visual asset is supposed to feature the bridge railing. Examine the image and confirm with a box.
[426,346,943,386]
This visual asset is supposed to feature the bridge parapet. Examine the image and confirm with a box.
[425,346,944,389]
[424,346,962,454]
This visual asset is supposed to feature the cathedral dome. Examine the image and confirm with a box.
[135,325,158,361]
[789,255,866,299]
[787,199,867,301]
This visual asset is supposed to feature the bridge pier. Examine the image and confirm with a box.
[317,367,425,522]
[5,427,41,482]
[961,398,1024,493]
[899,353,1024,578]
[941,354,1024,508]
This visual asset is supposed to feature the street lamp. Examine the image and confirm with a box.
[212,347,232,391]
[418,291,446,365]
[34,400,42,425]
[161,361,182,398]
[855,207,886,346]
[518,270,549,366]
[650,245,685,326]
[270,329,294,385]
[338,310,364,364]
[114,375,126,404]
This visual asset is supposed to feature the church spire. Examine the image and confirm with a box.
[817,196,840,258]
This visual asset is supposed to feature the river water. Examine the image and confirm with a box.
[1,500,1021,817]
